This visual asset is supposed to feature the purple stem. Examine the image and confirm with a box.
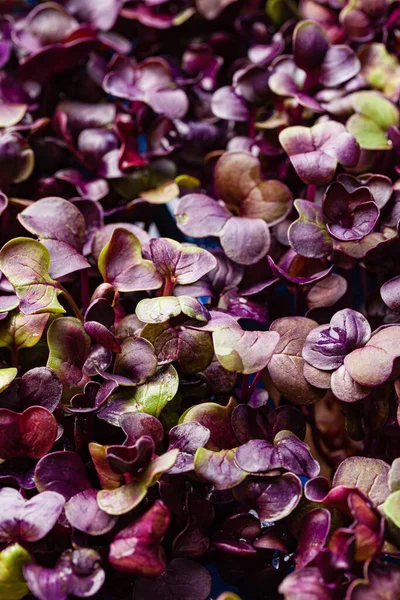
[248,108,257,139]
[306,184,316,202]
[162,277,175,297]
[241,374,250,403]
[247,370,264,399]
[80,269,91,313]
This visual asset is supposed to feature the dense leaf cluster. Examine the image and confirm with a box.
[0,1,400,599]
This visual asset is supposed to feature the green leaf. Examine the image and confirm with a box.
[0,238,65,315]
[347,92,399,150]
[136,295,209,324]
[0,543,32,600]
[383,490,400,528]
[266,0,299,27]
[97,450,179,515]
[347,114,390,150]
[175,174,201,188]
[141,323,213,374]
[136,297,181,324]
[132,365,179,417]
[351,91,399,129]
[140,181,180,204]
[0,367,17,393]
[0,311,49,351]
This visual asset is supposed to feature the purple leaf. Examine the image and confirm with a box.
[332,456,390,508]
[104,57,188,119]
[211,86,249,121]
[97,451,178,515]
[294,508,331,569]
[66,0,122,31]
[106,436,154,474]
[149,238,217,285]
[109,499,170,575]
[268,317,326,405]
[344,325,400,387]
[175,193,230,238]
[34,451,91,500]
[323,182,379,242]
[98,228,162,292]
[121,412,164,445]
[114,337,157,385]
[19,367,63,413]
[194,447,247,490]
[18,197,89,278]
[347,561,400,600]
[24,548,105,600]
[214,513,261,556]
[293,20,329,72]
[279,567,333,600]
[234,472,302,522]
[279,121,360,185]
[172,493,214,558]
[289,200,332,259]
[0,487,65,542]
[235,431,320,477]
[0,406,58,460]
[302,308,371,371]
[47,317,91,393]
[212,324,279,374]
[133,558,212,600]
[220,216,271,265]
[181,397,238,450]
[0,238,65,315]
[65,489,118,536]
[381,275,400,313]
[167,422,210,474]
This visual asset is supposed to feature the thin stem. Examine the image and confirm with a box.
[248,107,257,139]
[58,284,84,322]
[247,370,263,399]
[80,269,91,313]
[162,277,175,297]
[241,374,250,403]
[10,345,18,370]
[306,184,316,202]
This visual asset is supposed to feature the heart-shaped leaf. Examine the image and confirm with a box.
[65,489,118,536]
[113,337,158,385]
[148,238,217,285]
[18,197,90,278]
[279,121,360,185]
[0,406,57,460]
[0,487,65,542]
[136,296,210,324]
[213,324,280,374]
[47,317,91,393]
[0,239,65,315]
[97,450,178,515]
[347,91,399,150]
[194,447,247,490]
[98,228,162,292]
[234,431,319,478]
[0,311,49,352]
[34,451,91,500]
[109,500,170,575]
[0,544,32,600]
